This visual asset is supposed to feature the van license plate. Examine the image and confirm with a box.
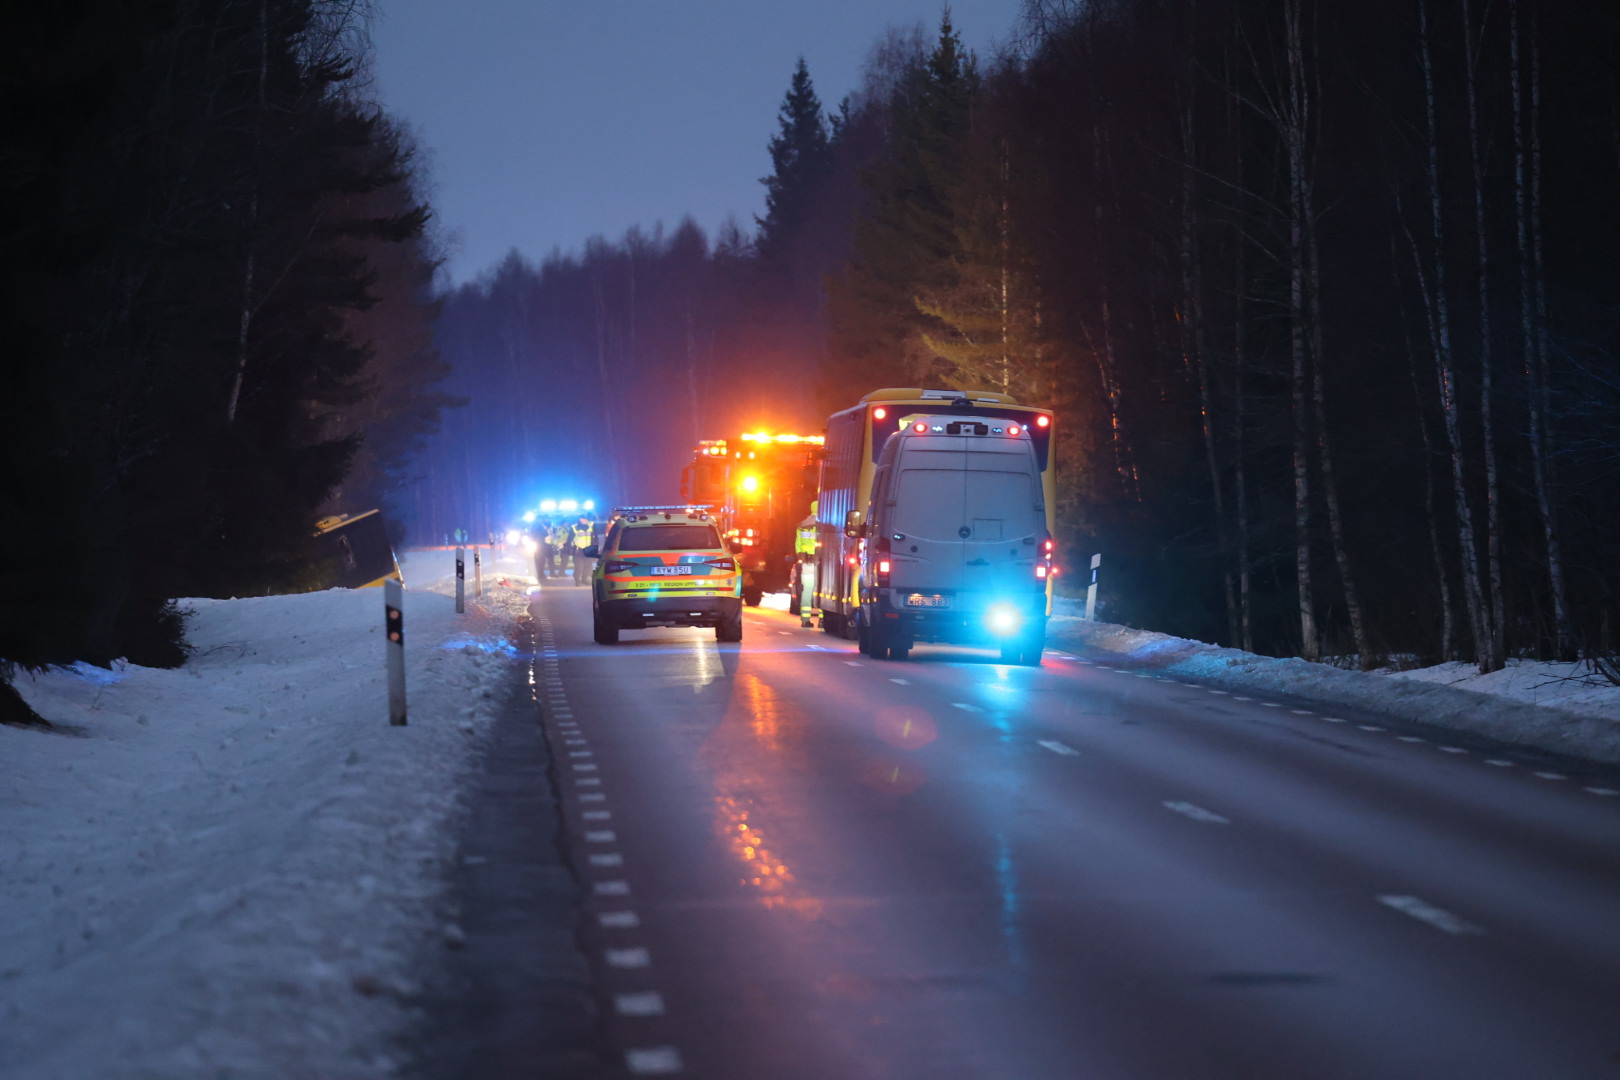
[650,566,694,576]
[905,594,950,608]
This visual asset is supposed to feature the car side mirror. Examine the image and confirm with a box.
[844,510,865,539]
[583,545,599,559]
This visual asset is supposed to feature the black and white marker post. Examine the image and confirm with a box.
[455,546,466,614]
[474,547,482,597]
[385,578,406,726]
[1085,553,1101,621]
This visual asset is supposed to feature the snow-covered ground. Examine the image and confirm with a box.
[1,547,540,1080]
[1046,615,1620,765]
[4,554,1617,1080]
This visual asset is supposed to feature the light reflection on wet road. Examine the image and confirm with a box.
[533,586,1620,1080]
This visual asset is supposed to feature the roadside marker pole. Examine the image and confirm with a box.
[385,579,407,726]
[1085,553,1101,621]
[474,547,483,597]
[455,546,466,614]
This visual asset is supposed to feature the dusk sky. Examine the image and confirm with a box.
[370,0,1028,286]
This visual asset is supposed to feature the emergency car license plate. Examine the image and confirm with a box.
[905,593,950,608]
[649,565,694,576]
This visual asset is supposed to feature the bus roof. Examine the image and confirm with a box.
[857,387,1019,406]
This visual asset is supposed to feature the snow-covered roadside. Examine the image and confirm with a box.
[1046,614,1620,765]
[1,548,539,1080]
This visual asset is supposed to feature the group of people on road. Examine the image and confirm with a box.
[533,514,604,585]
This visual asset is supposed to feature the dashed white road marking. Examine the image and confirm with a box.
[615,991,666,1017]
[1163,801,1229,824]
[599,910,641,928]
[951,702,982,713]
[594,880,631,896]
[1323,717,1347,723]
[1586,787,1619,797]
[1378,895,1483,935]
[1485,759,1515,767]
[1534,772,1567,781]
[777,631,791,636]
[578,776,603,787]
[1397,736,1425,743]
[1038,740,1080,756]
[1290,709,1314,715]
[570,750,594,758]
[806,644,825,650]
[573,763,599,772]
[1259,702,1282,708]
[1206,690,1230,696]
[606,947,651,968]
[844,661,864,667]
[585,830,618,843]
[589,853,625,867]
[625,1047,684,1075]
[565,739,587,746]
[889,678,910,685]
[1358,725,1385,732]
[1440,746,1468,754]
[580,792,607,802]
[1233,695,1253,702]
[583,810,612,820]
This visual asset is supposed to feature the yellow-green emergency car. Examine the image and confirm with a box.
[588,507,744,644]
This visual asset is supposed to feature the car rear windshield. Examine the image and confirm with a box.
[616,524,722,552]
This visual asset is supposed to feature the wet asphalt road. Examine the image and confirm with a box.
[524,584,1620,1080]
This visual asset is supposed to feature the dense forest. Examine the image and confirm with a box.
[425,0,1620,672]
[7,0,1619,723]
[0,0,450,722]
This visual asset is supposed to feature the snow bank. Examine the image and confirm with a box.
[0,548,538,1080]
[1046,615,1620,765]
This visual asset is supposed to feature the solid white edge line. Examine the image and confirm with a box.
[952,702,981,712]
[1038,739,1080,756]
[1585,787,1619,796]
[890,678,909,685]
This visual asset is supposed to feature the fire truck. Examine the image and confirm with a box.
[680,432,823,607]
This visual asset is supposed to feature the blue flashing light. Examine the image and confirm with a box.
[540,499,558,512]
[521,510,536,523]
[986,603,1023,637]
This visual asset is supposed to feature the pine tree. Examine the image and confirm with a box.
[827,13,979,390]
[757,58,830,264]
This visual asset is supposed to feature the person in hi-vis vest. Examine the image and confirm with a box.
[571,516,594,584]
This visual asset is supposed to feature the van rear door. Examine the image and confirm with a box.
[887,439,1043,605]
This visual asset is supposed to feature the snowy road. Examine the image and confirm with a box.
[527,583,1620,1079]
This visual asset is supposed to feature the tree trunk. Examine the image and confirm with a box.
[1179,102,1238,646]
[1419,0,1491,671]
[1285,0,1318,660]
[1092,122,1140,500]
[1511,0,1575,659]
[225,0,268,424]
[1462,0,1506,671]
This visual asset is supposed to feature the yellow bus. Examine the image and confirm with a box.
[812,388,1056,638]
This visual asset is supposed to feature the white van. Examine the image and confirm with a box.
[852,414,1052,664]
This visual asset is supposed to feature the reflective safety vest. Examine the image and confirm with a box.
[572,523,592,549]
[794,515,817,557]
